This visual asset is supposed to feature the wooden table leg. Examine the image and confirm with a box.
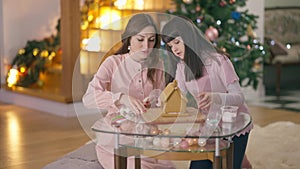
[213,137,222,169]
[276,62,282,97]
[114,148,127,169]
[226,141,234,169]
[135,155,141,169]
[213,156,222,169]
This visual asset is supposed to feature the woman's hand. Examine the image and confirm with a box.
[197,92,221,110]
[147,89,162,108]
[120,120,136,132]
[119,94,147,114]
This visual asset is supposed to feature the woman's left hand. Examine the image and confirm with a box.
[197,92,221,110]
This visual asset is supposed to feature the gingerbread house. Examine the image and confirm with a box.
[160,80,188,116]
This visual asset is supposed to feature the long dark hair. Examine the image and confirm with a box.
[114,13,161,84]
[162,16,219,83]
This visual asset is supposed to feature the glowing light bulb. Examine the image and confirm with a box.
[33,48,39,56]
[20,66,26,73]
[18,48,25,55]
[96,8,121,30]
[48,52,56,60]
[7,68,19,87]
[81,21,89,30]
[40,50,49,58]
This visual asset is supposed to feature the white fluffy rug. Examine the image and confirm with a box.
[247,121,300,169]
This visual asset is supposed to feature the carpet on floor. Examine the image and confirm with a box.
[246,121,300,169]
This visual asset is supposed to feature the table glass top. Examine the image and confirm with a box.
[92,109,251,139]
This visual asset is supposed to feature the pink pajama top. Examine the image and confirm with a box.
[82,53,175,169]
[175,53,253,136]
[83,53,165,119]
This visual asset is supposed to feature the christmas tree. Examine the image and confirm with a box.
[167,0,269,90]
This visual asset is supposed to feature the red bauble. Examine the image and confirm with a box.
[205,26,219,41]
[219,0,227,7]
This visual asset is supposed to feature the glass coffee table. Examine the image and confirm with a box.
[92,109,251,169]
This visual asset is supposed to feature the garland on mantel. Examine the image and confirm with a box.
[7,19,61,87]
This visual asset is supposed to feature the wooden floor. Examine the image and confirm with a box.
[0,102,90,169]
[0,102,300,169]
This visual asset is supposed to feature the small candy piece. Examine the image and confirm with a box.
[180,140,189,149]
[161,138,170,148]
[172,138,182,148]
[111,115,127,126]
[153,137,161,147]
[198,138,207,147]
[186,138,198,146]
[163,129,171,135]
[149,126,159,135]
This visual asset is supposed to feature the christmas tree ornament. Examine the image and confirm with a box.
[247,24,257,38]
[196,4,201,12]
[196,15,204,24]
[196,18,201,24]
[220,47,227,53]
[180,4,188,14]
[183,0,193,4]
[229,0,236,4]
[253,59,261,71]
[231,11,241,20]
[219,0,227,7]
[247,45,251,50]
[205,26,219,41]
[239,35,248,42]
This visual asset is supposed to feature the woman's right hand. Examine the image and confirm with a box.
[119,94,147,115]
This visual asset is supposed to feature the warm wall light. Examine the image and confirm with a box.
[95,7,121,30]
[79,0,173,76]
[114,0,144,10]
[114,0,167,10]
